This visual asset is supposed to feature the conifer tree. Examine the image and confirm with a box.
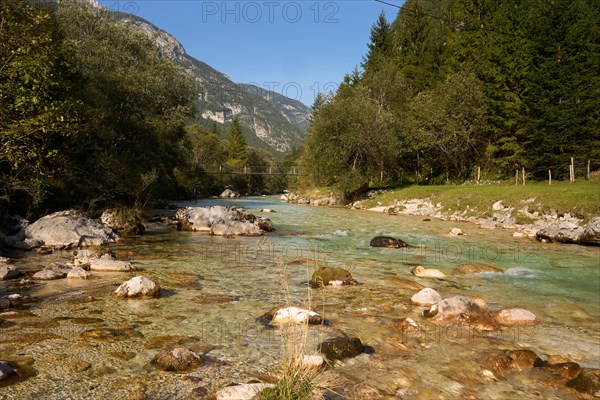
[226,117,248,166]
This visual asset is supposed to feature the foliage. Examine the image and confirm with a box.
[0,0,81,216]
[0,0,197,217]
[226,117,248,166]
[299,0,600,194]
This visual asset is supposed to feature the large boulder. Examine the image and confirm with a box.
[176,206,272,236]
[426,295,499,331]
[580,217,600,246]
[219,188,240,198]
[311,267,358,288]
[24,210,117,248]
[100,209,145,236]
[0,265,23,280]
[370,236,410,248]
[535,221,584,244]
[114,276,160,298]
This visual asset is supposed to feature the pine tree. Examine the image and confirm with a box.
[362,11,392,74]
[226,117,248,166]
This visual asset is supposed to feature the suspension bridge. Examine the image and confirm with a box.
[199,166,305,176]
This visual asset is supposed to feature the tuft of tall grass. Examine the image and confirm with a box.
[255,259,333,400]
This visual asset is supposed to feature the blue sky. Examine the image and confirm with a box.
[98,1,403,105]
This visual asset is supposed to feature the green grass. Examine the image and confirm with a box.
[361,178,600,221]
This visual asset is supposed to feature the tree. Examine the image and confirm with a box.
[226,117,248,166]
[0,0,81,216]
[362,11,392,74]
[405,72,490,180]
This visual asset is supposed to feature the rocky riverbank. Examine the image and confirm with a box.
[281,190,600,246]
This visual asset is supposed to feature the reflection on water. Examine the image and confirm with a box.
[1,197,598,399]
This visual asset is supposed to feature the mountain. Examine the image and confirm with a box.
[111,12,309,154]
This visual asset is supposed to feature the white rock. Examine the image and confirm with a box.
[447,228,464,236]
[24,210,117,247]
[411,266,446,279]
[32,269,66,280]
[481,219,497,229]
[513,232,525,238]
[260,209,274,213]
[216,383,276,400]
[114,276,160,298]
[303,355,325,368]
[272,307,319,324]
[410,288,442,306]
[495,308,537,326]
[88,254,136,272]
[67,266,92,279]
[492,201,505,211]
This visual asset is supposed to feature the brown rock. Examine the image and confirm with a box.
[453,263,503,275]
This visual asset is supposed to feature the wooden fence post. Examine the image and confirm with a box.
[522,167,525,185]
[549,170,551,185]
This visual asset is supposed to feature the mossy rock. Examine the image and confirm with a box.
[310,267,357,288]
[319,337,365,361]
[370,236,410,248]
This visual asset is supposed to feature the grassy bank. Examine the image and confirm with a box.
[360,178,600,221]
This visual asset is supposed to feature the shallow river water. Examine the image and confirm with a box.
[1,197,599,399]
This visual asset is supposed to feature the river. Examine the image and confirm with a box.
[1,197,599,399]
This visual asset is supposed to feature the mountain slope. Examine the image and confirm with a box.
[111,12,308,154]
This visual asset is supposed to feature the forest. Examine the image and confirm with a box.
[0,0,285,219]
[299,0,600,198]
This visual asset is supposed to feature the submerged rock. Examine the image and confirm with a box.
[453,263,504,275]
[216,383,276,400]
[152,347,202,372]
[483,349,544,378]
[410,288,442,306]
[426,295,498,331]
[567,368,600,395]
[411,266,446,279]
[176,206,272,236]
[24,210,117,248]
[370,236,410,248]
[114,276,160,298]
[494,308,537,326]
[311,267,358,288]
[319,337,366,361]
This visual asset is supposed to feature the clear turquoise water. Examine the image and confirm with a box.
[1,197,598,399]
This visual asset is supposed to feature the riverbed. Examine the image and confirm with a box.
[1,197,599,399]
